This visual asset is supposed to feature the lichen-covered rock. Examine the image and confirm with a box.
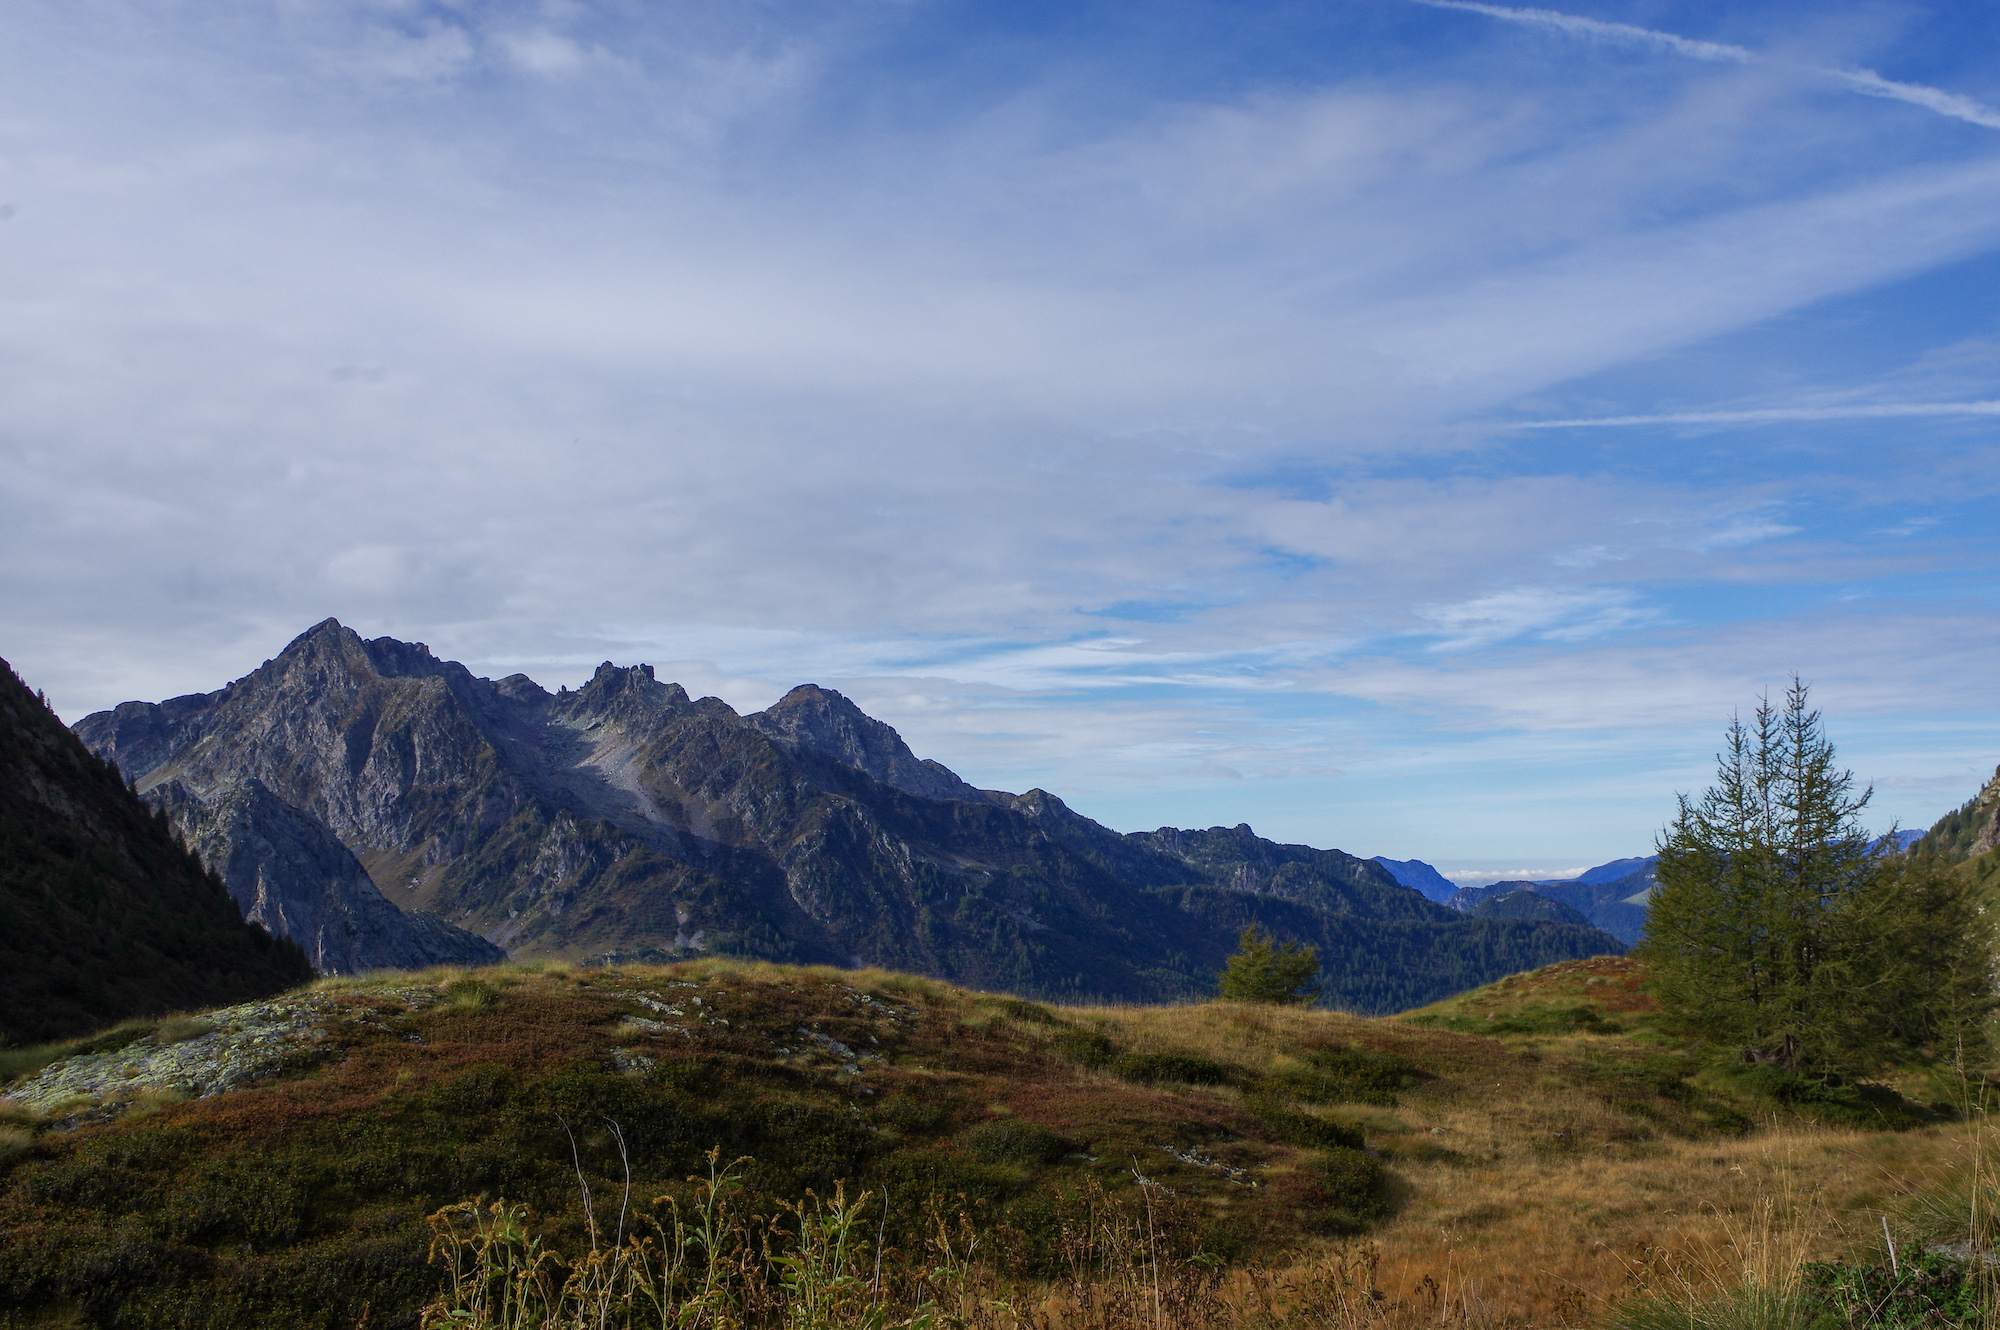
[2,987,438,1127]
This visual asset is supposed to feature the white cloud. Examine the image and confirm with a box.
[3,0,1998,861]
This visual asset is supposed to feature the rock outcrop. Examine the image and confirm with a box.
[1918,765,2000,864]
[75,619,1625,1009]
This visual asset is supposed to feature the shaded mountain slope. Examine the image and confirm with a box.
[76,620,1623,1009]
[0,657,312,1045]
[1464,888,1594,927]
[1519,871,1653,944]
[1370,856,1458,903]
[150,777,502,975]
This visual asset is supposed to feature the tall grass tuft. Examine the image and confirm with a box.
[1606,1191,1829,1330]
[419,1143,1359,1330]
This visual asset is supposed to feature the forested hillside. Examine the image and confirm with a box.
[0,657,312,1045]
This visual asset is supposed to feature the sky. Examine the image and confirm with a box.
[4,0,1998,883]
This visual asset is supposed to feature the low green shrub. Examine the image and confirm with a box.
[1609,1251,1988,1330]
[1109,1052,1232,1086]
[1242,1095,1364,1151]
[990,999,1061,1025]
[1406,1002,1621,1037]
[1804,1251,1986,1329]
[1725,1066,1932,1130]
[877,1095,952,1136]
[1263,1047,1420,1106]
[1050,1029,1116,1068]
[962,1119,1069,1165]
[1307,1146,1386,1232]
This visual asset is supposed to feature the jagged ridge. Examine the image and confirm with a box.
[75,620,1624,1009]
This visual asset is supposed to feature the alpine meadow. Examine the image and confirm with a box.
[5,2,2000,1328]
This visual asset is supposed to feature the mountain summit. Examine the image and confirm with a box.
[76,620,1622,1008]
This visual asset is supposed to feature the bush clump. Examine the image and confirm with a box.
[1050,1029,1117,1068]
[1265,1047,1420,1106]
[1308,1146,1387,1231]
[1242,1096,1364,1151]
[962,1119,1069,1165]
[1726,1065,1931,1130]
[1110,1052,1233,1086]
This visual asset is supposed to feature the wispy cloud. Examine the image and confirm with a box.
[5,0,1999,864]
[1414,0,2000,131]
[1511,401,2000,428]
[1416,587,1652,651]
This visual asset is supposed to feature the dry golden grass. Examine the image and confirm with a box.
[8,952,1979,1329]
[1058,964,1981,1327]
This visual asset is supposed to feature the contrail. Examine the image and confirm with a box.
[1415,0,2000,132]
[1510,401,2000,429]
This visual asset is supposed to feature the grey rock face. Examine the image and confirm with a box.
[151,777,503,974]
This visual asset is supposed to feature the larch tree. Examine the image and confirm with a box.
[1216,923,1323,1005]
[1642,679,1994,1073]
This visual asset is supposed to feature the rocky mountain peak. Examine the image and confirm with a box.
[558,661,692,725]
[493,674,553,707]
[750,684,987,803]
[252,618,469,698]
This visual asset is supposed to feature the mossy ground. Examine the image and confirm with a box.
[0,955,1986,1329]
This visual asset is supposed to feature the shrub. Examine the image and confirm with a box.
[1267,1047,1419,1106]
[962,1119,1069,1165]
[1241,1096,1364,1151]
[1050,1029,1116,1068]
[991,999,1060,1025]
[1727,1065,1931,1130]
[1308,1146,1387,1231]
[1110,1052,1232,1086]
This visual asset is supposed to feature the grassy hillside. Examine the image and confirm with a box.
[0,957,1987,1329]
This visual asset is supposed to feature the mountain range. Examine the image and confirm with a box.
[1371,854,1656,944]
[71,619,1625,1011]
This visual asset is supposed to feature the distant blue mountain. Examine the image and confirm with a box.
[1371,856,1459,904]
[1869,830,1924,854]
[1447,856,1658,945]
[1563,856,1657,886]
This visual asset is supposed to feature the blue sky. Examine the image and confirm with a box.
[4,0,1998,881]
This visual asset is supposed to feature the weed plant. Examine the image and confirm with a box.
[420,1143,1413,1330]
